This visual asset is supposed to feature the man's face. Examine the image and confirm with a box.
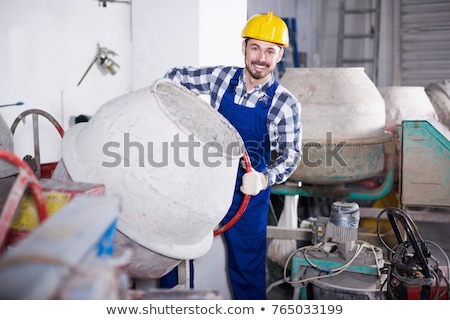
[242,38,284,82]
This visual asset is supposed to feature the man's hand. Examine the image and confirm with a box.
[240,170,268,196]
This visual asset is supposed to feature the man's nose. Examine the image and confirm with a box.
[258,51,266,61]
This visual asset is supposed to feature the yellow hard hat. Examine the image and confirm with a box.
[241,10,289,47]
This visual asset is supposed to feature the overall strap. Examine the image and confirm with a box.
[258,80,279,106]
[228,68,243,93]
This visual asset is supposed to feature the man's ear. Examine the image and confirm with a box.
[277,47,284,63]
[241,39,247,55]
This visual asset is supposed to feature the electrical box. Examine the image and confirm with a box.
[400,119,450,209]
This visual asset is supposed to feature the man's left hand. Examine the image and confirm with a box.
[240,171,267,196]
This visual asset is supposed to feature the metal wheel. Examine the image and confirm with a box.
[10,109,64,178]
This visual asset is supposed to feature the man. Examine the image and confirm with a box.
[164,10,302,299]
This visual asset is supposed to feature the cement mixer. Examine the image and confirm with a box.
[426,79,450,131]
[53,78,246,279]
[274,67,394,201]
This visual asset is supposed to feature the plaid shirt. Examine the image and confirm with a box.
[165,65,302,186]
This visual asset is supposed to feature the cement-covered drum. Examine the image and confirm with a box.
[60,79,244,277]
[280,68,387,185]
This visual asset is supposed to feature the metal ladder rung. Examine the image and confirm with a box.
[341,34,375,39]
[344,9,378,14]
[342,59,375,64]
[337,0,381,85]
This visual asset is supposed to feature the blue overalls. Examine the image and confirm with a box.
[218,68,278,299]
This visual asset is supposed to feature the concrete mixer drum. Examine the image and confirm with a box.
[279,68,387,185]
[58,78,245,279]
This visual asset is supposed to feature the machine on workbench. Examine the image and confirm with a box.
[286,203,449,300]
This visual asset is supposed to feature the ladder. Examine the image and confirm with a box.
[336,0,381,85]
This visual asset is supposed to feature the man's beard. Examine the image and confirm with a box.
[247,61,272,80]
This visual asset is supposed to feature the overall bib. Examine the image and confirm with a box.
[218,68,278,299]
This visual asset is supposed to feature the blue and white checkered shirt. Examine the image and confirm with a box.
[165,65,302,186]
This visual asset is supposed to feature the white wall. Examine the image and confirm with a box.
[131,0,200,90]
[132,0,246,91]
[198,0,247,67]
[0,0,132,163]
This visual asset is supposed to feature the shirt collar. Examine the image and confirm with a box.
[242,71,275,93]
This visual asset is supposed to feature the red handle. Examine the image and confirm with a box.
[213,152,251,236]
